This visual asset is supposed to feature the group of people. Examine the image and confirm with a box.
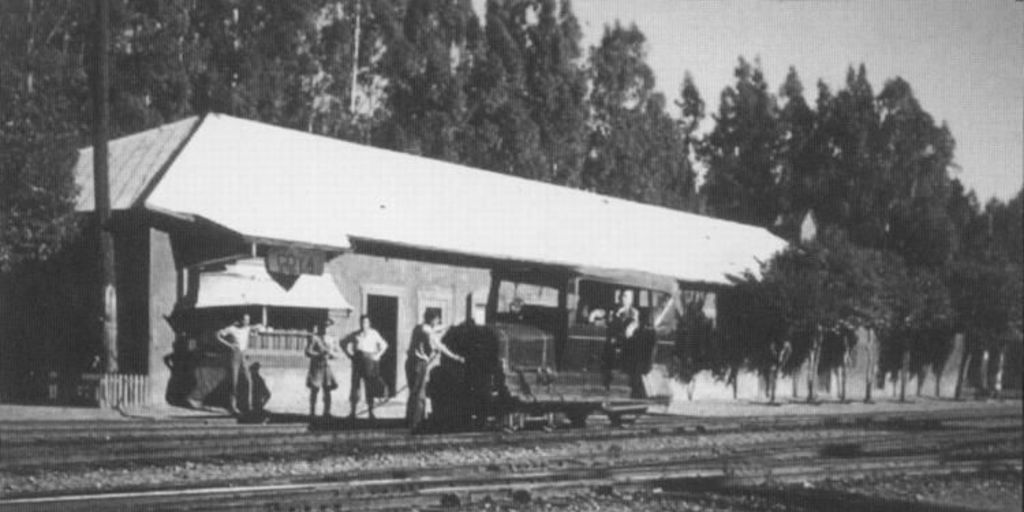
[215,310,463,426]
[213,291,645,421]
[299,314,392,419]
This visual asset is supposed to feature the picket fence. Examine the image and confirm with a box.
[94,373,150,409]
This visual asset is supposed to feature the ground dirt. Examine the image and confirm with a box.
[451,470,1022,512]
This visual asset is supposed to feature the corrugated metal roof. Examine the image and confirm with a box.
[73,116,200,211]
[79,114,788,286]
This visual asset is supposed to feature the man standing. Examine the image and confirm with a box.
[216,313,260,416]
[613,290,640,341]
[305,320,338,418]
[603,290,640,390]
[405,311,464,430]
[342,315,389,419]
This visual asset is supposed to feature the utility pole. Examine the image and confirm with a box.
[90,0,118,374]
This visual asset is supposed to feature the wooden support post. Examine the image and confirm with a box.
[554,277,569,368]
[485,269,502,324]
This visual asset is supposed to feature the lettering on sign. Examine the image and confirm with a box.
[265,247,325,277]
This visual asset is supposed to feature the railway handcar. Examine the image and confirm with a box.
[425,269,685,431]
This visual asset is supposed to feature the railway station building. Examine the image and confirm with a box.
[1,114,814,412]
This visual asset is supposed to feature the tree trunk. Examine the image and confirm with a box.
[792,365,800,399]
[934,364,942,398]
[770,356,785,404]
[954,333,971,400]
[807,329,821,403]
[839,363,847,402]
[839,338,853,403]
[978,349,991,397]
[899,347,910,402]
[26,0,35,94]
[731,367,738,400]
[993,344,1006,399]
[864,330,875,403]
[916,369,925,397]
[349,0,361,113]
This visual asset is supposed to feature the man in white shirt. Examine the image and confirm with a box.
[342,315,389,419]
[216,313,261,416]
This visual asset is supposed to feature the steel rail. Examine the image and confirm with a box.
[2,406,1019,471]
[3,436,1018,511]
[3,420,1018,503]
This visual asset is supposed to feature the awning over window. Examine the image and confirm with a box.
[194,258,353,311]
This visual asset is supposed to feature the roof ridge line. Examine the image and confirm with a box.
[206,114,780,239]
[131,114,206,209]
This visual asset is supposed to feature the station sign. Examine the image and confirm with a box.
[265,246,325,277]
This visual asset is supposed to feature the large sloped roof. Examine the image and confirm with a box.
[73,114,787,287]
[74,117,201,210]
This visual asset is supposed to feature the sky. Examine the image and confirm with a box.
[480,0,1024,202]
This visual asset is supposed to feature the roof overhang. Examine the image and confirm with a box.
[194,258,353,310]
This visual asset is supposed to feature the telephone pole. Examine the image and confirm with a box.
[90,0,118,373]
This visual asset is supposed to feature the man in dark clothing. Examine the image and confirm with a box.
[604,290,640,390]
[405,311,464,430]
[305,321,338,418]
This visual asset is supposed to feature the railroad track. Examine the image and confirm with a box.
[10,425,1017,500]
[3,405,1019,471]
[3,424,1019,511]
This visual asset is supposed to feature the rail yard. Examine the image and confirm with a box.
[1,401,1019,511]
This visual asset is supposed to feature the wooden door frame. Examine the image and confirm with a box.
[360,284,406,396]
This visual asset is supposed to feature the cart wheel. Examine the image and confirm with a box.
[502,412,524,433]
[568,412,589,428]
[501,413,515,433]
[608,413,623,428]
[543,413,556,432]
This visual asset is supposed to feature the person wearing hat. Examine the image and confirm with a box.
[305,319,339,418]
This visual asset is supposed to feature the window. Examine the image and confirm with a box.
[574,280,669,329]
[494,281,563,331]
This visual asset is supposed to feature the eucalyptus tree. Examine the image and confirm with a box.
[0,0,87,271]
[701,57,785,227]
[583,22,694,210]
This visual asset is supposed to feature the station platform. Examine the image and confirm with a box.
[0,397,411,423]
